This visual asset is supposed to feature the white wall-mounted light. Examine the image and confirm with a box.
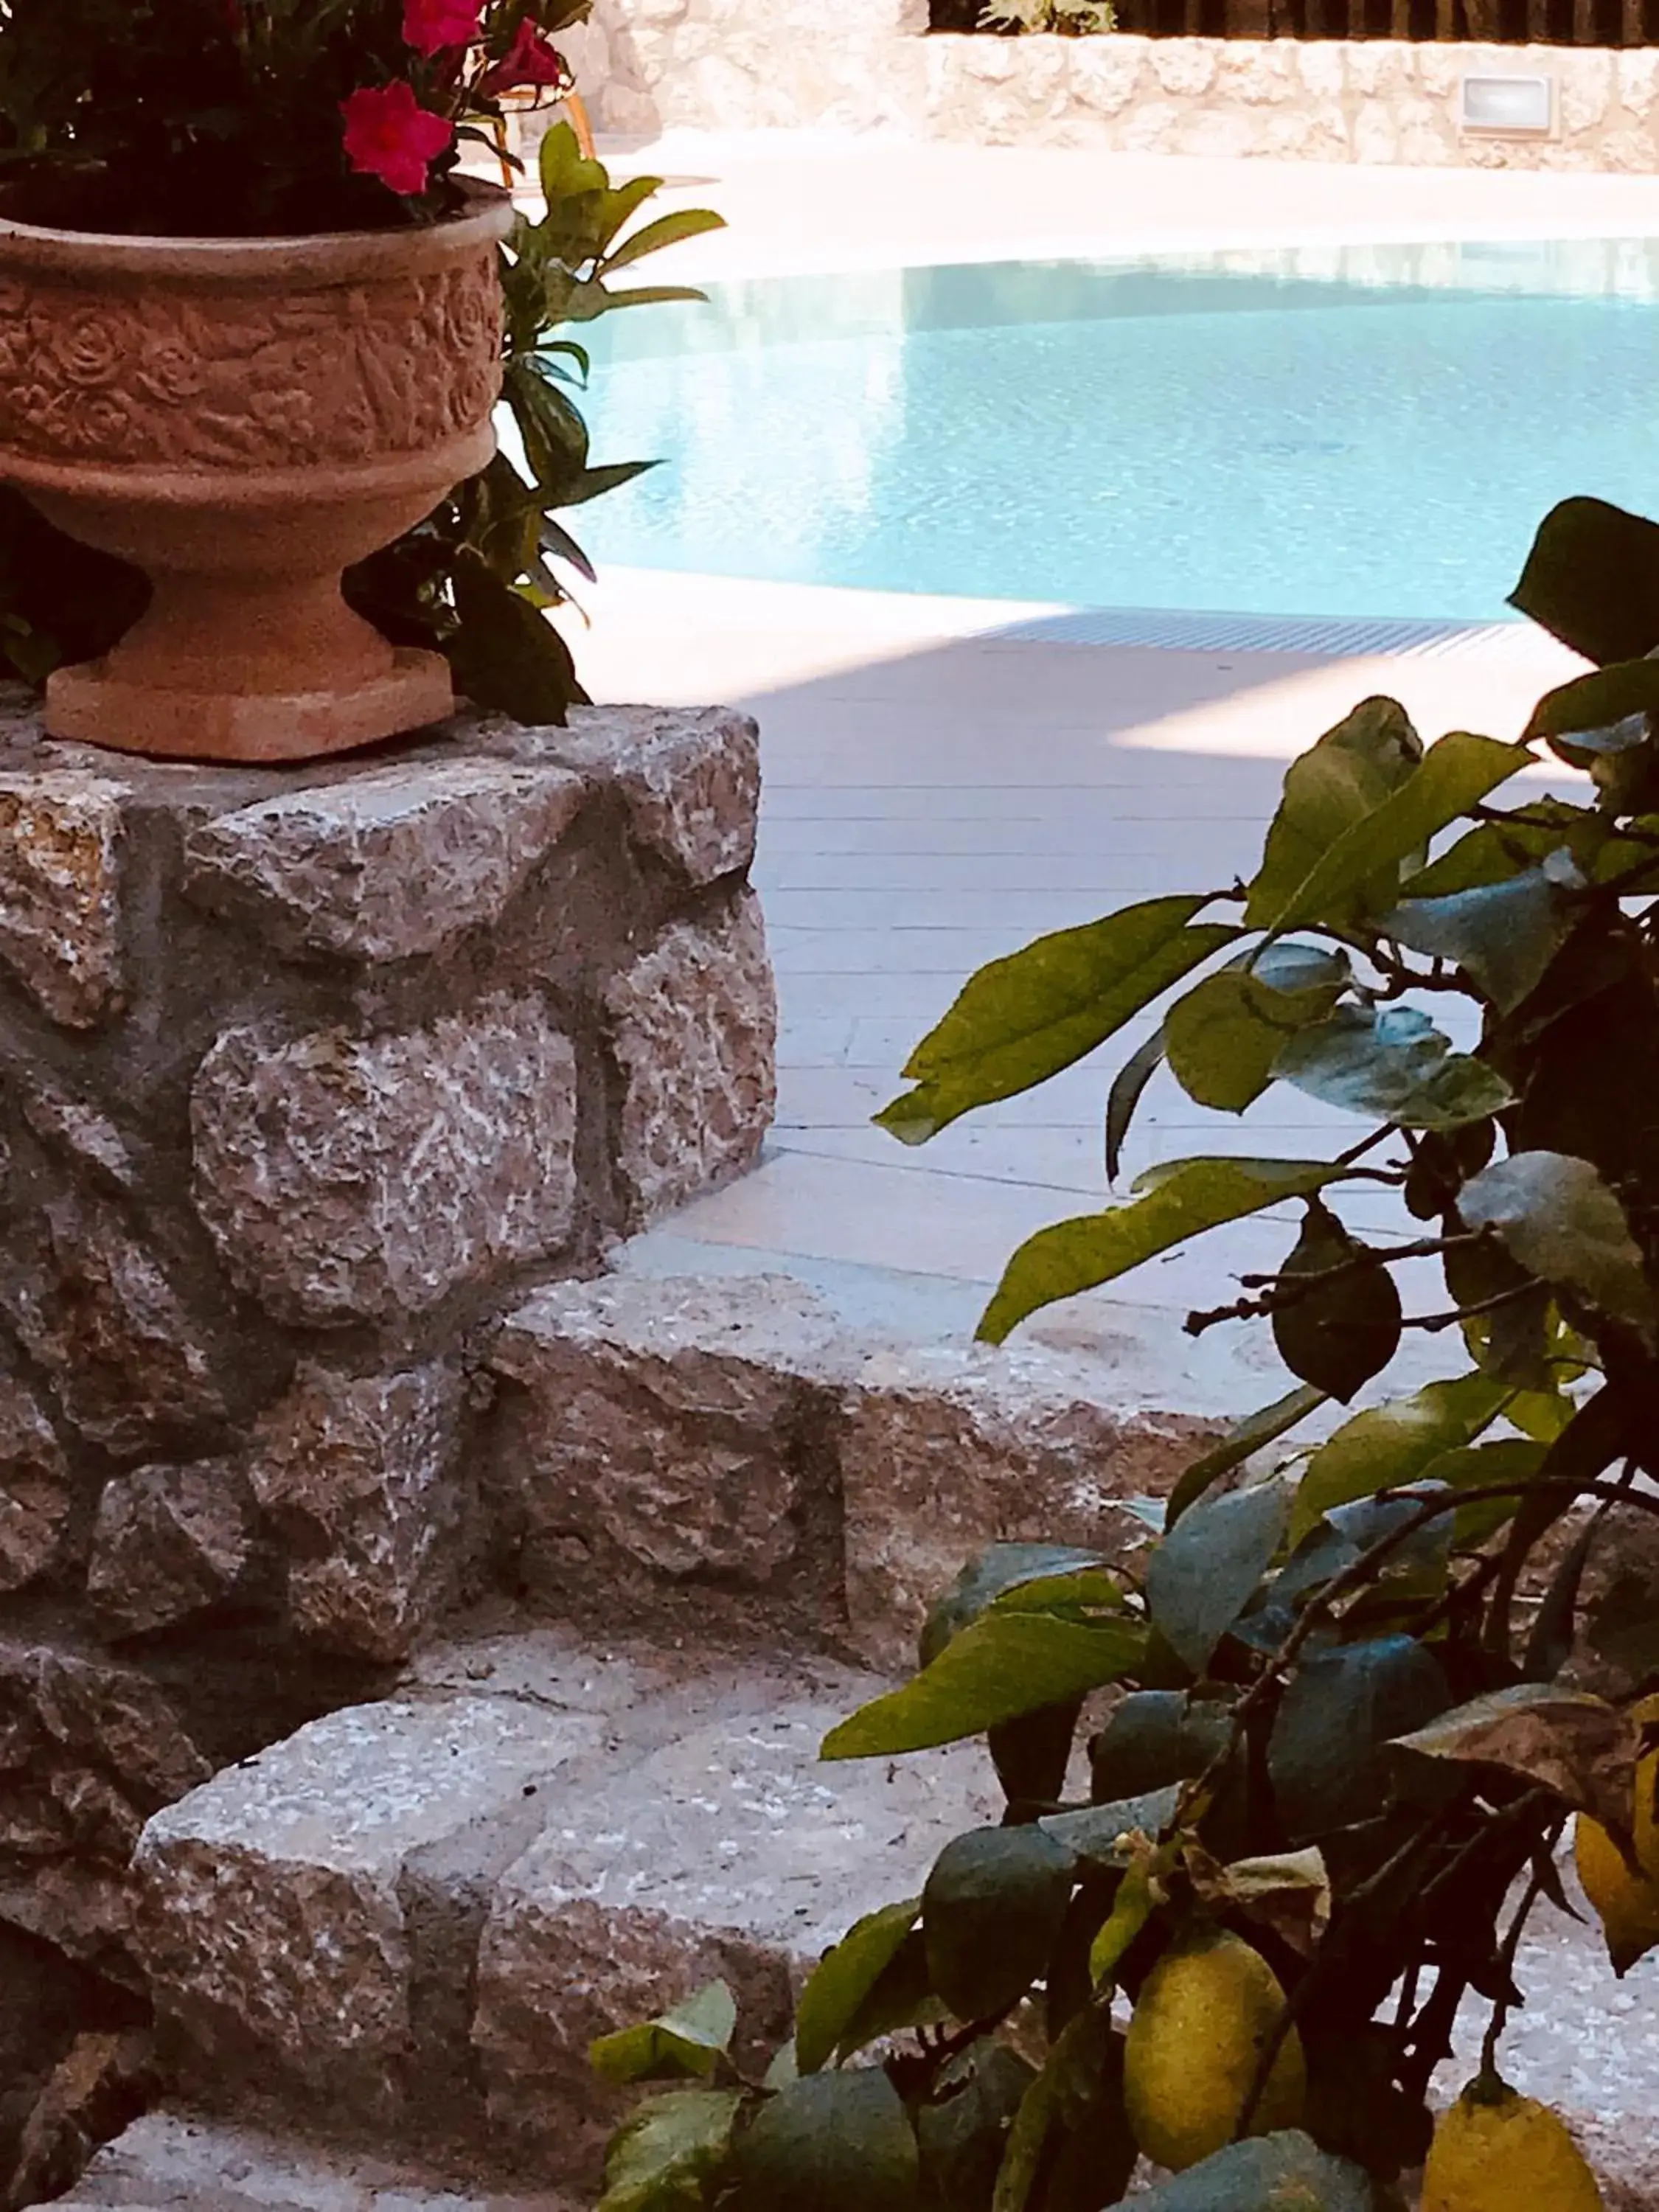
[1458,72,1555,136]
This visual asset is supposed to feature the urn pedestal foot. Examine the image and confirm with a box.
[45,645,455,765]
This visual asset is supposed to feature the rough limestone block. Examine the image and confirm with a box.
[134,1697,601,2124]
[528,705,760,888]
[0,768,127,1028]
[182,759,586,962]
[248,1361,465,1661]
[0,1193,226,1457]
[86,1460,254,1640]
[488,1273,850,1601]
[192,995,578,1326]
[0,1375,72,1593]
[0,1640,207,1969]
[473,1692,997,2180]
[840,1346,1221,1673]
[602,890,776,1222]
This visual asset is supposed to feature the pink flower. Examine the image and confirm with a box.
[481,21,572,94]
[400,0,484,55]
[341,82,456,197]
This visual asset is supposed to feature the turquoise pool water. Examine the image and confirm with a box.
[570,243,1659,625]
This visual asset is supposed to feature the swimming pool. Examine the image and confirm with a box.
[568,238,1659,628]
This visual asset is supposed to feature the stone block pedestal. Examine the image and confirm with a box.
[0,694,774,1978]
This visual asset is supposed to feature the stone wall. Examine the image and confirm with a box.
[563,0,1659,170]
[0,694,773,1992]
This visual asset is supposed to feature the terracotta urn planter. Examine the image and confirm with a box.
[0,180,514,763]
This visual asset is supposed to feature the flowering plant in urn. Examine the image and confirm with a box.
[0,1,720,760]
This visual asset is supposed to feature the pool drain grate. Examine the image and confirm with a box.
[988,608,1524,659]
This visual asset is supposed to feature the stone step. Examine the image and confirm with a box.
[126,1625,997,2200]
[43,2109,574,2212]
[480,1266,1219,1673]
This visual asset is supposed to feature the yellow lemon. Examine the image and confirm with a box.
[1122,1926,1306,2172]
[1576,1746,1659,1976]
[1423,2079,1602,2212]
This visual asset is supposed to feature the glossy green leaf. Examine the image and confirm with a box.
[447,551,580,725]
[1147,1478,1292,1673]
[915,2041,1036,2212]
[1164,945,1348,1114]
[734,2070,920,2212]
[1509,495,1659,665]
[1268,1637,1450,1840]
[1419,1436,1548,1548]
[877,899,1239,1144]
[1461,1150,1658,1338]
[1274,1004,1513,1130]
[1106,1024,1167,1183]
[597,2088,742,2212]
[1166,1384,1329,1526]
[1386,868,1576,1013]
[1526,658,1659,745]
[602,204,727,273]
[1246,698,1424,928]
[821,1613,1147,1760]
[1042,1785,1185,1865]
[978,1158,1342,1345]
[829,1930,948,2060]
[795,1898,920,2074]
[1088,1861,1157,1988]
[1130,2130,1374,2212]
[1262,731,1534,936]
[923,1827,1075,2023]
[1399,813,1579,900]
[921,1544,1110,1667]
[591,1980,737,2085]
[1272,1203,1403,1403]
[1290,1372,1512,1543]
[993,2008,1133,2212]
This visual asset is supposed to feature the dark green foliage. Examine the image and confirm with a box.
[593,498,1659,2208]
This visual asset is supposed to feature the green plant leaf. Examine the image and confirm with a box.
[1509,495,1659,665]
[1090,1690,1235,1802]
[1130,2130,1374,2211]
[923,1826,1075,2023]
[602,204,727,271]
[978,1158,1342,1344]
[597,2088,742,2212]
[1105,1024,1167,1183]
[1246,698,1425,928]
[877,898,1239,1144]
[921,1544,1110,1666]
[591,1981,737,2085]
[993,2008,1134,2212]
[1272,1203,1404,1403]
[915,2041,1036,2212]
[1386,868,1577,1014]
[1146,1479,1292,1673]
[1525,658,1659,744]
[795,1898,920,2075]
[1166,1384,1329,1526]
[1041,1786,1185,1865]
[1419,1436,1548,1548]
[448,552,580,724]
[734,2070,920,2212]
[1274,1004,1513,1130]
[1268,1638,1450,1840]
[1461,1150,1658,1338]
[1290,1372,1512,1543]
[822,1613,1147,1760]
[1164,944,1348,1114]
[1391,1684,1642,1837]
[1262,732,1534,936]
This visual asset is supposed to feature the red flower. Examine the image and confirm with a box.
[481,21,572,95]
[400,0,484,57]
[341,81,456,197]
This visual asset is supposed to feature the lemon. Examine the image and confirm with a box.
[1122,1926,1306,2171]
[1423,2079,1602,2212]
[1576,1746,1659,1975]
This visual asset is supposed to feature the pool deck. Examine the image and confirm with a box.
[565,135,1631,1403]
